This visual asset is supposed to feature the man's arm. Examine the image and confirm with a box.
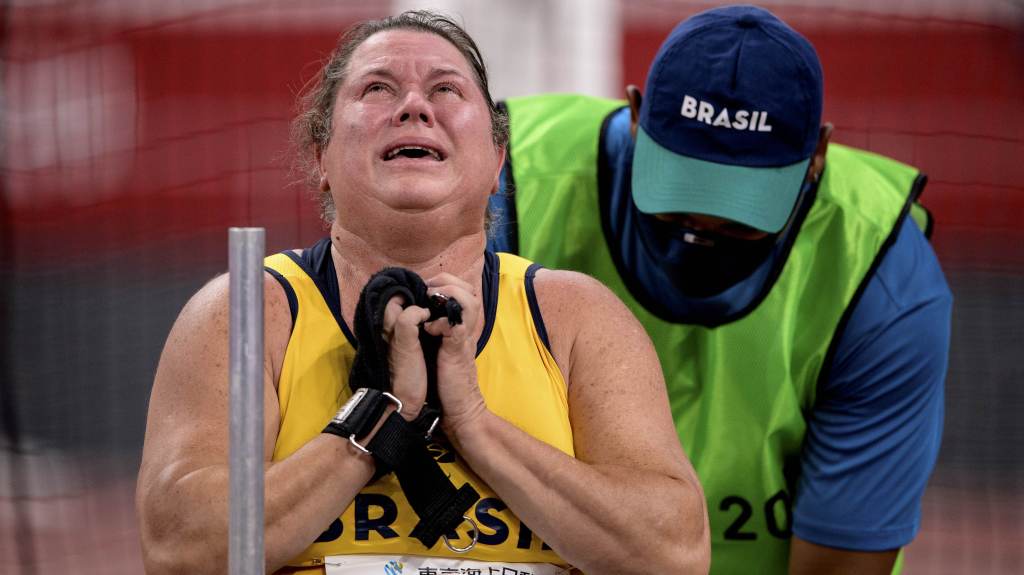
[135,273,383,574]
[427,269,710,574]
[790,539,899,575]
[789,219,952,574]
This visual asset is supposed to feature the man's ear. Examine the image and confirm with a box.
[808,123,833,183]
[626,85,642,140]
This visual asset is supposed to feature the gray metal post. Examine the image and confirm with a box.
[229,227,265,575]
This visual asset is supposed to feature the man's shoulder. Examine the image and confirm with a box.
[824,216,952,391]
[826,142,920,175]
[856,216,951,316]
[818,143,924,231]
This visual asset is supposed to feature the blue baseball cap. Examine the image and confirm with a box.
[632,5,823,233]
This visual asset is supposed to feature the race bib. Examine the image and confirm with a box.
[324,554,570,575]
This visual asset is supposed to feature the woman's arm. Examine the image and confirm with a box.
[135,273,383,574]
[425,270,710,574]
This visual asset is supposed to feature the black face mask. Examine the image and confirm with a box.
[643,216,779,298]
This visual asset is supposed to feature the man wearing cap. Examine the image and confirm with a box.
[488,4,951,574]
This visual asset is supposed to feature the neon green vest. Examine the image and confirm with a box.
[504,94,924,574]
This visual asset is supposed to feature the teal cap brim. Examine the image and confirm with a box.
[631,127,809,233]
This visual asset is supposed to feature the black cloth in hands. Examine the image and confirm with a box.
[347,266,477,550]
[349,267,463,407]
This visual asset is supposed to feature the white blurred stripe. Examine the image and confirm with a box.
[394,0,621,99]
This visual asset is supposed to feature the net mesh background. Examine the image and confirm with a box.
[1,1,1021,573]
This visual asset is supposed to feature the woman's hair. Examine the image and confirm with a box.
[291,10,510,223]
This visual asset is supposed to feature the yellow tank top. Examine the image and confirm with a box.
[264,239,572,570]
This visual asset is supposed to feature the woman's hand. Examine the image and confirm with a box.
[422,273,488,435]
[381,294,430,421]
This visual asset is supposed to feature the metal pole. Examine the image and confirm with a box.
[229,227,265,575]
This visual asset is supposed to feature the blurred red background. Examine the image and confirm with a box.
[2,2,1021,573]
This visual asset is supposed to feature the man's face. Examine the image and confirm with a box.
[654,213,770,241]
[320,30,503,224]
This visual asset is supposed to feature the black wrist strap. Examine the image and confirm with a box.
[367,412,480,549]
[364,404,441,482]
[368,412,424,470]
[322,388,389,441]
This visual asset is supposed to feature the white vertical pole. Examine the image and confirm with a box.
[392,0,621,99]
[228,227,265,575]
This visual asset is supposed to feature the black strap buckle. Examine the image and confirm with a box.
[347,392,402,454]
[323,388,403,453]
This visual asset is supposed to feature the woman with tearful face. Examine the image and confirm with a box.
[135,11,709,575]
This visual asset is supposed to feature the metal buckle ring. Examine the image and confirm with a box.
[424,416,440,440]
[381,391,403,414]
[442,515,479,554]
[348,434,371,454]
